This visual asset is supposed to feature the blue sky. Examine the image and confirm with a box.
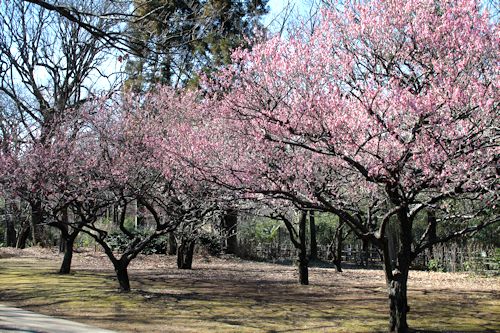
[264,0,315,30]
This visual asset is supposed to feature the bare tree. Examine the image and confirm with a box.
[0,0,122,246]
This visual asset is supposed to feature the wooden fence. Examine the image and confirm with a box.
[238,241,499,274]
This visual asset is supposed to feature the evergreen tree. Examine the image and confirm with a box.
[125,0,269,90]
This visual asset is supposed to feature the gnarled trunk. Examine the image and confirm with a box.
[177,238,195,269]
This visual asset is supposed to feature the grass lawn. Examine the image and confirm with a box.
[0,248,498,332]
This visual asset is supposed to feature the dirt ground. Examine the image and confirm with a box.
[0,247,499,332]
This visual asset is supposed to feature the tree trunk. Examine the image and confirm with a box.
[16,225,30,249]
[58,208,69,253]
[382,209,412,333]
[112,204,119,225]
[168,232,177,255]
[327,218,345,272]
[31,200,45,246]
[115,263,131,292]
[4,198,16,247]
[59,228,68,253]
[309,211,318,261]
[298,253,309,285]
[177,239,195,269]
[136,200,146,229]
[5,222,17,247]
[427,209,437,258]
[59,233,77,274]
[333,224,344,272]
[298,212,309,285]
[222,210,238,255]
[280,211,309,285]
[361,239,369,267]
[387,270,410,333]
[333,254,342,272]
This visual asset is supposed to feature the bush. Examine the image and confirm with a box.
[240,217,281,244]
[106,230,167,255]
[428,259,445,272]
[198,232,223,256]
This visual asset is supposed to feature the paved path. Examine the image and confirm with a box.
[0,304,116,333]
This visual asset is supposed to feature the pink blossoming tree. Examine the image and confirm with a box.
[197,0,499,331]
[65,88,224,290]
[1,87,224,290]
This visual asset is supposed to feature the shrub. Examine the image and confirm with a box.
[428,259,445,272]
[198,232,223,256]
[106,230,167,254]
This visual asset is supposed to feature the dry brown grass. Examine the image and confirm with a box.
[0,247,499,332]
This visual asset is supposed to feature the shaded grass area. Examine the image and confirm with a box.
[0,255,499,333]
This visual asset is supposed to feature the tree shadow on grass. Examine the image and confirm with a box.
[1,257,499,333]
